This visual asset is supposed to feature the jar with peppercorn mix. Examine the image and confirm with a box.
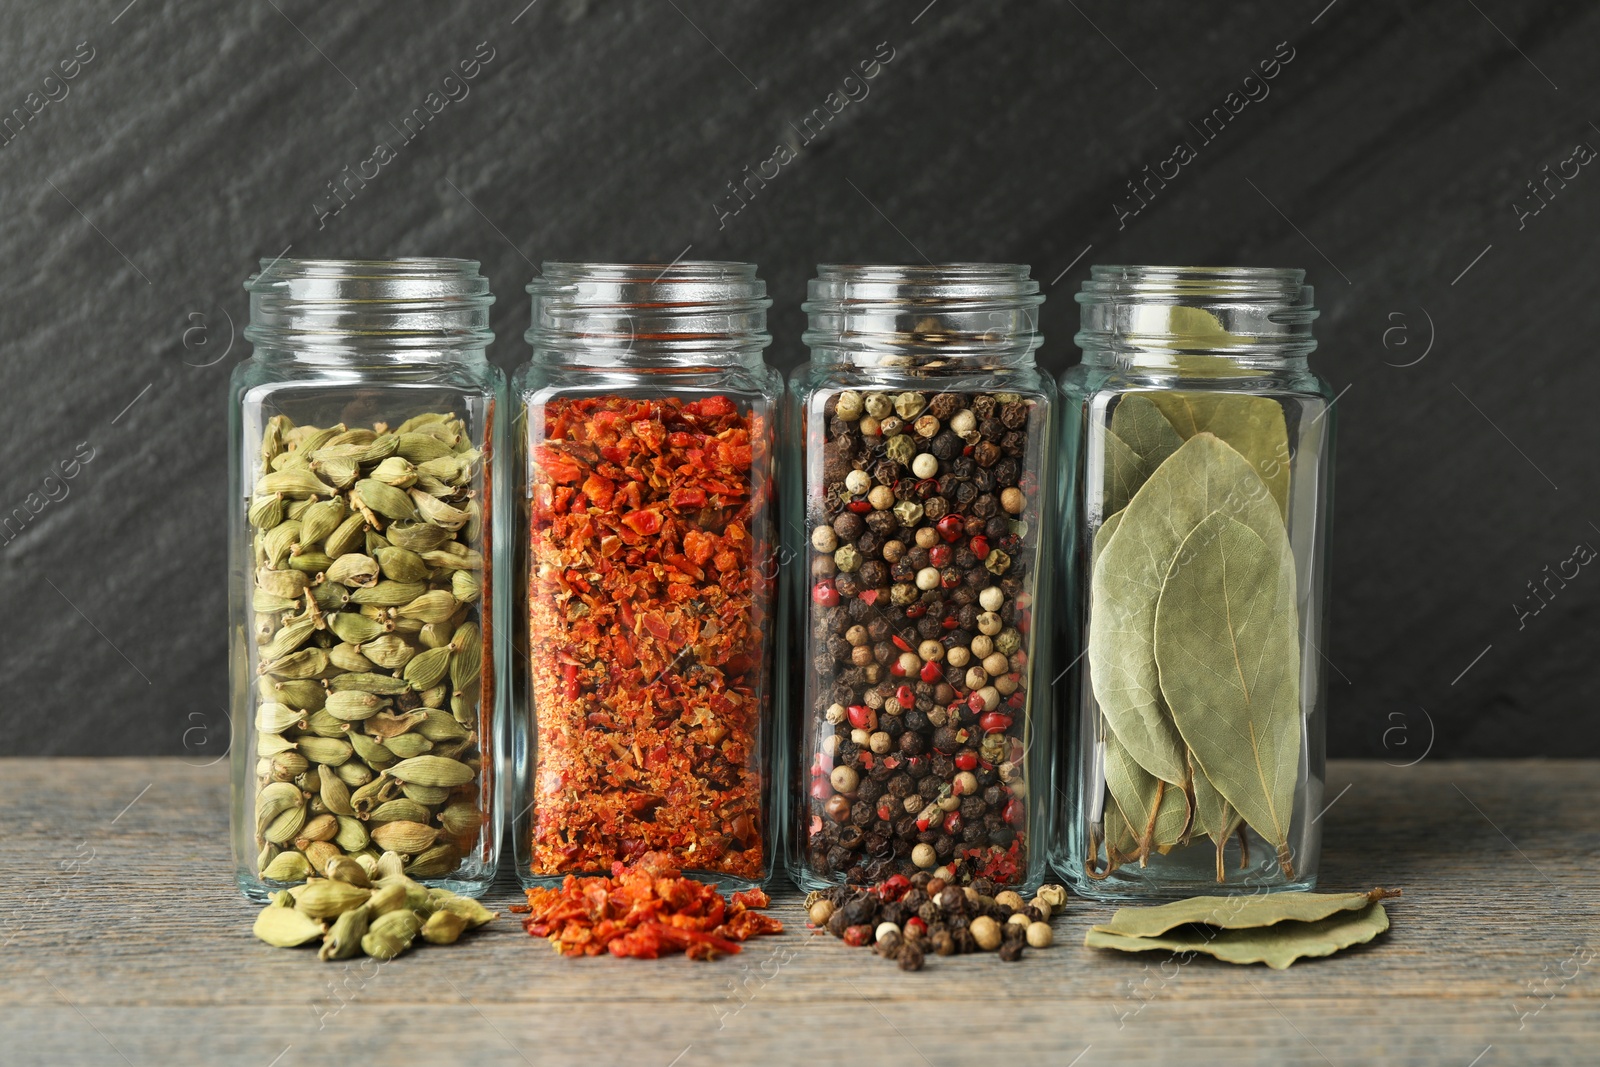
[1056,265,1334,900]
[511,262,781,891]
[229,258,505,901]
[788,264,1057,891]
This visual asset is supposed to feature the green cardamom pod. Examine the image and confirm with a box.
[256,781,305,829]
[320,770,354,816]
[438,894,497,929]
[311,582,353,613]
[263,803,308,845]
[305,840,342,875]
[402,646,451,690]
[256,567,310,601]
[357,636,416,671]
[334,815,370,853]
[254,904,326,948]
[259,647,329,680]
[258,469,337,499]
[324,513,368,558]
[300,813,340,842]
[419,684,448,709]
[394,432,453,463]
[369,820,439,854]
[262,520,302,567]
[361,910,420,960]
[386,755,475,788]
[354,479,418,522]
[417,455,474,487]
[260,850,313,883]
[417,621,453,650]
[264,678,325,711]
[401,782,451,806]
[451,571,480,603]
[249,493,286,530]
[332,759,374,788]
[397,591,458,625]
[374,873,432,912]
[421,543,483,571]
[368,798,432,825]
[270,751,310,781]
[295,736,353,767]
[436,800,482,838]
[328,643,375,674]
[374,546,429,583]
[385,521,450,553]
[324,553,379,589]
[406,842,462,879]
[330,671,410,695]
[325,690,385,722]
[409,490,469,530]
[257,731,298,757]
[349,732,395,766]
[303,709,351,739]
[260,414,292,464]
[383,733,433,760]
[350,580,427,608]
[420,908,469,945]
[370,456,417,488]
[328,612,388,645]
[450,627,482,695]
[310,455,360,490]
[374,851,407,882]
[298,498,347,547]
[323,856,370,888]
[284,497,316,521]
[318,903,370,961]
[416,710,470,743]
[260,618,317,663]
[252,589,298,614]
[293,878,372,919]
[255,703,304,733]
[365,882,408,917]
[287,551,335,575]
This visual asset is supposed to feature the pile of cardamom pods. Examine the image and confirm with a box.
[251,412,489,886]
[253,851,497,960]
[1087,391,1302,882]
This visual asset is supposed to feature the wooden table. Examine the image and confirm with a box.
[1,759,1594,1066]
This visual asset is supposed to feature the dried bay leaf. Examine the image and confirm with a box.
[1189,752,1242,881]
[1111,393,1184,469]
[1103,729,1190,863]
[1093,888,1400,938]
[1091,510,1123,571]
[1144,392,1290,516]
[1154,509,1301,875]
[1103,432,1146,516]
[1085,900,1393,970]
[1088,434,1283,787]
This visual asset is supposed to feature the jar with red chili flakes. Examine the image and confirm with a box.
[511,262,781,891]
[789,264,1058,891]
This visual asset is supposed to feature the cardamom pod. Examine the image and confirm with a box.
[374,873,432,912]
[451,570,480,603]
[417,455,474,487]
[436,800,482,838]
[304,840,342,875]
[303,709,352,739]
[416,710,470,743]
[406,842,462,879]
[328,643,376,674]
[258,469,337,499]
[265,679,325,711]
[256,567,310,600]
[417,621,453,650]
[270,751,310,781]
[310,455,360,490]
[254,904,326,948]
[330,670,411,695]
[249,493,286,530]
[397,591,457,625]
[318,903,370,961]
[287,551,335,575]
[410,490,469,530]
[320,770,354,816]
[394,432,453,463]
[299,498,347,547]
[324,513,368,558]
[256,781,305,830]
[293,878,372,919]
[260,618,317,663]
[332,759,374,788]
[421,544,483,571]
[257,731,298,757]
[361,909,421,960]
[324,553,379,588]
[262,520,302,567]
[260,850,313,882]
[299,813,339,843]
[383,733,433,760]
[323,856,370,888]
[369,820,439,854]
[333,815,370,853]
[328,612,388,645]
[368,798,433,825]
[375,851,407,882]
[259,647,329,680]
[374,545,429,583]
[255,703,304,733]
[400,782,451,806]
[420,908,468,945]
[263,803,308,845]
[349,732,395,766]
[402,646,451,690]
[386,521,450,553]
[366,709,429,739]
[438,894,497,929]
[354,479,418,522]
[350,580,428,608]
[370,456,417,488]
[365,882,408,917]
[311,582,353,613]
[325,690,385,722]
[386,755,475,788]
[295,736,353,767]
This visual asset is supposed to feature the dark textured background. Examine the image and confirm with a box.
[2,0,1596,759]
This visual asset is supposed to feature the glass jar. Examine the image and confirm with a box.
[229,258,506,901]
[788,264,1057,892]
[1056,265,1334,900]
[511,262,781,892]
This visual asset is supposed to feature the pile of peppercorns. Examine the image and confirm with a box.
[805,389,1038,886]
[807,871,1067,970]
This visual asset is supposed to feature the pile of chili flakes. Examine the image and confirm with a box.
[527,395,772,880]
[516,853,784,960]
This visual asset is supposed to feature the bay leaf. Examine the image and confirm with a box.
[1189,751,1242,881]
[1088,434,1284,787]
[1085,901,1392,970]
[1103,729,1190,863]
[1103,432,1146,516]
[1145,392,1290,516]
[1101,791,1138,870]
[1110,393,1184,469]
[1092,888,1400,938]
[1154,509,1302,876]
[1091,510,1123,571]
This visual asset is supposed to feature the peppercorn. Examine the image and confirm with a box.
[998,939,1024,962]
[898,938,926,971]
[969,915,1001,951]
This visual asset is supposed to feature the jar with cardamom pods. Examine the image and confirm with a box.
[788,264,1058,892]
[230,258,505,901]
[1056,265,1334,900]
[511,262,781,891]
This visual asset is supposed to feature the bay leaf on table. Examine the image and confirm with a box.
[1088,433,1284,788]
[1145,391,1291,517]
[1084,901,1392,970]
[1154,509,1302,876]
[1092,888,1400,938]
[1102,728,1191,864]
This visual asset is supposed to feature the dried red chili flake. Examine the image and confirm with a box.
[527,395,772,880]
[520,853,783,960]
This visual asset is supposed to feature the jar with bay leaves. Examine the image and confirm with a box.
[789,264,1058,892]
[229,259,505,902]
[1056,265,1335,900]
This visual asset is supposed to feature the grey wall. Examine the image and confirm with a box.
[2,0,1596,759]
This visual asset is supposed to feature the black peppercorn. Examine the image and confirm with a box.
[998,939,1024,962]
[898,939,926,971]
[898,732,926,755]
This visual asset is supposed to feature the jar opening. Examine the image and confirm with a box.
[243,257,494,357]
[1076,264,1318,364]
[803,263,1044,369]
[525,261,770,365]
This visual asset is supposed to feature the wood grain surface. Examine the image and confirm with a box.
[0,758,1594,1066]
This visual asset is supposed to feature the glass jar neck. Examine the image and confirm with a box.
[803,263,1044,372]
[1075,265,1318,375]
[524,262,771,370]
[244,258,493,365]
